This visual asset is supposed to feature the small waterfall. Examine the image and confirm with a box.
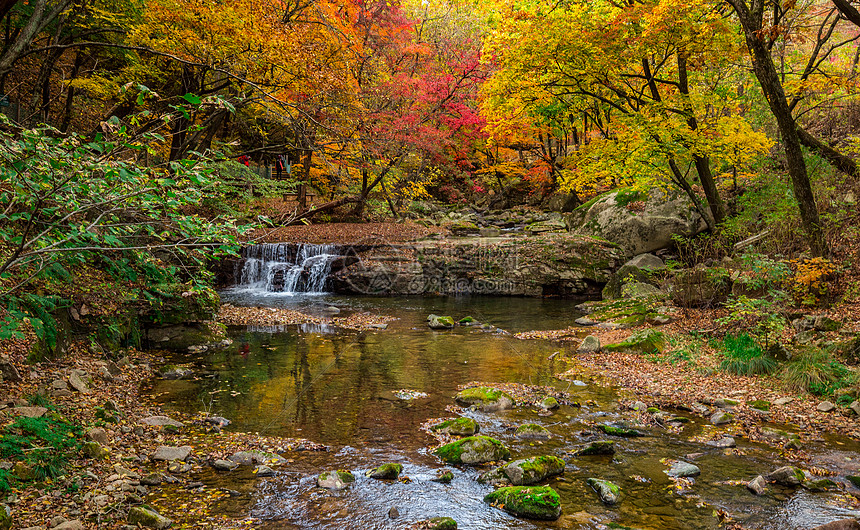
[237,243,339,294]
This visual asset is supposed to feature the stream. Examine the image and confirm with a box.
[146,290,860,529]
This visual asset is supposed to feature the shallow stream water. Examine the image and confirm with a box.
[146,291,860,529]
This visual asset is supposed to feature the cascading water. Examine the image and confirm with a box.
[236,243,339,294]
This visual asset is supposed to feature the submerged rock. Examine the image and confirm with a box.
[587,478,620,504]
[765,466,805,486]
[515,423,551,440]
[747,475,767,495]
[573,440,616,456]
[478,455,565,486]
[598,423,644,437]
[366,463,403,479]
[431,470,454,483]
[317,470,355,490]
[666,461,700,478]
[538,396,559,410]
[454,387,514,412]
[433,436,510,464]
[484,485,562,520]
[213,459,238,471]
[430,417,479,436]
[415,517,458,529]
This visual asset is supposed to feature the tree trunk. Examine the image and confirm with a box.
[796,125,859,177]
[728,0,828,257]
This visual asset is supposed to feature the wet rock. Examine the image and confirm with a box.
[603,329,664,354]
[212,459,238,471]
[484,485,561,520]
[817,401,836,412]
[454,387,514,412]
[428,315,455,330]
[387,507,399,519]
[573,440,615,456]
[128,506,172,529]
[538,396,559,410]
[706,437,736,449]
[666,461,700,478]
[87,427,109,446]
[575,317,597,326]
[160,366,192,380]
[139,416,184,428]
[747,475,767,495]
[254,465,275,477]
[812,519,860,530]
[430,418,479,436]
[228,450,287,466]
[317,470,355,490]
[515,423,551,440]
[479,455,565,486]
[804,478,838,492]
[577,335,601,354]
[597,423,644,437]
[204,416,231,427]
[765,466,805,487]
[82,441,110,460]
[141,474,163,486]
[431,470,454,483]
[587,478,620,504]
[366,463,402,479]
[416,517,457,529]
[166,462,191,474]
[710,411,734,425]
[152,446,192,462]
[433,436,511,465]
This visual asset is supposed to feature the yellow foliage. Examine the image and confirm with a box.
[787,257,836,307]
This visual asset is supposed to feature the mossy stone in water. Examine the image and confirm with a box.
[431,417,479,436]
[587,477,620,504]
[366,463,402,479]
[454,387,514,412]
[128,506,172,529]
[803,478,837,491]
[429,315,456,329]
[433,436,510,464]
[317,470,355,490]
[431,470,454,483]
[515,423,551,440]
[574,440,616,456]
[847,475,860,489]
[484,485,562,520]
[421,517,458,529]
[479,455,565,486]
[598,423,644,437]
[539,396,559,410]
[458,316,477,324]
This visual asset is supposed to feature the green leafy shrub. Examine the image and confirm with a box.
[719,333,778,376]
[0,412,84,486]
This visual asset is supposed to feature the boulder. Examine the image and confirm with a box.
[0,359,21,382]
[587,478,620,504]
[430,418,479,436]
[212,459,238,471]
[317,470,355,490]
[128,507,172,528]
[68,371,89,394]
[564,188,708,255]
[710,411,734,425]
[428,315,456,330]
[478,455,565,486]
[433,436,511,464]
[10,407,47,418]
[484,485,561,520]
[812,520,860,530]
[454,387,514,412]
[228,450,287,466]
[152,446,192,462]
[747,475,767,495]
[666,461,700,478]
[254,465,275,477]
[538,396,559,410]
[577,335,601,354]
[765,466,805,486]
[598,423,645,437]
[139,416,184,428]
[366,463,403,479]
[604,329,665,355]
[573,440,616,456]
[515,424,551,440]
[87,427,109,446]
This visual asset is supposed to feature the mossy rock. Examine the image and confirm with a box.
[431,417,479,436]
[484,485,562,520]
[431,470,454,483]
[574,440,616,456]
[646,407,660,413]
[12,462,35,481]
[515,423,551,440]
[587,477,620,504]
[429,315,456,329]
[0,504,10,530]
[604,329,665,355]
[433,436,511,464]
[539,396,559,410]
[748,400,771,411]
[764,466,805,486]
[846,475,860,488]
[454,387,514,412]
[366,462,403,479]
[420,517,458,529]
[128,506,172,529]
[458,316,477,325]
[803,478,837,491]
[479,455,565,486]
[598,423,644,437]
[83,441,110,460]
[317,470,355,490]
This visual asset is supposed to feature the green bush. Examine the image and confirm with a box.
[0,412,84,486]
[719,333,778,376]
[781,348,857,396]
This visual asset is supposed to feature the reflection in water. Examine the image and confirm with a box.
[148,296,860,529]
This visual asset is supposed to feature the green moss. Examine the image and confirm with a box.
[484,485,562,520]
[604,329,665,355]
[458,316,476,324]
[433,436,510,464]
[425,517,457,529]
[454,387,514,410]
[366,463,402,479]
[587,477,620,504]
[515,423,551,438]
[432,470,454,483]
[846,475,860,488]
[574,440,615,456]
[431,417,479,436]
[803,478,837,491]
[748,399,770,411]
[539,396,559,409]
[598,424,644,437]
[646,407,660,413]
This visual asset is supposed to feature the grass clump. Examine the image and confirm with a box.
[719,334,778,376]
[781,348,857,396]
[0,411,84,490]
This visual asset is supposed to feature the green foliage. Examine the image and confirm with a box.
[781,348,857,396]
[0,412,84,487]
[719,333,778,376]
[717,295,787,350]
[205,160,298,213]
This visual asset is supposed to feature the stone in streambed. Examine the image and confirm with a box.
[430,417,479,436]
[598,423,644,437]
[254,465,275,477]
[454,387,514,412]
[213,459,238,471]
[139,416,184,428]
[428,315,455,329]
[587,478,620,504]
[577,335,601,354]
[484,485,561,520]
[538,396,559,410]
[366,463,402,479]
[433,436,510,465]
[478,455,565,486]
[416,517,458,530]
[706,437,736,448]
[228,450,287,466]
[710,411,734,425]
[432,470,454,483]
[128,506,172,529]
[666,461,700,478]
[153,446,192,462]
[812,520,860,530]
[317,470,355,490]
[747,475,767,495]
[515,423,551,440]
[573,440,616,456]
[765,466,805,486]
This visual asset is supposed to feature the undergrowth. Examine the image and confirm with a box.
[781,348,857,397]
[718,333,778,376]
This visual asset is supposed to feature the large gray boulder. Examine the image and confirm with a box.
[565,188,708,256]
